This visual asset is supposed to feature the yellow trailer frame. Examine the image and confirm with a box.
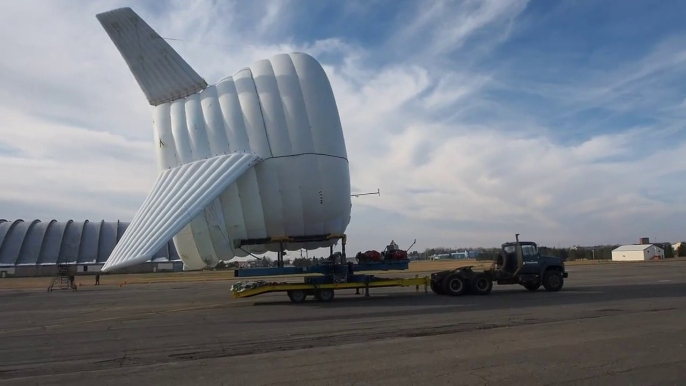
[232,276,431,299]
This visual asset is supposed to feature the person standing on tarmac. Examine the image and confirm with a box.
[95,274,100,286]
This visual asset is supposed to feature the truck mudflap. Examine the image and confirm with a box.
[563,272,569,278]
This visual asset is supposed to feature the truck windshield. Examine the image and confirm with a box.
[522,245,537,256]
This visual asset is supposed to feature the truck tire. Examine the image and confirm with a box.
[316,289,335,302]
[287,290,307,303]
[430,281,445,295]
[470,273,493,295]
[524,282,540,291]
[542,270,564,292]
[443,274,467,296]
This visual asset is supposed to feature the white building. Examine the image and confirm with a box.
[612,244,665,261]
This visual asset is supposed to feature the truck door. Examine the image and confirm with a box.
[521,244,539,272]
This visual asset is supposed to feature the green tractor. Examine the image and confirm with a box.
[430,234,568,296]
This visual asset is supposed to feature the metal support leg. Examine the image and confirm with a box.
[278,241,284,268]
[365,283,370,297]
[355,288,360,295]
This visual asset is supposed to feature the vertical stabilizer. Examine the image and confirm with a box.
[96,7,208,105]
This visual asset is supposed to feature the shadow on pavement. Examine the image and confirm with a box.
[248,282,686,323]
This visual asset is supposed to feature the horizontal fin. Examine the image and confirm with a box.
[96,7,208,105]
[102,153,261,272]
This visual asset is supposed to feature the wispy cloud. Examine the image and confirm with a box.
[394,0,529,59]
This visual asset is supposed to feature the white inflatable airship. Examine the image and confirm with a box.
[96,8,351,272]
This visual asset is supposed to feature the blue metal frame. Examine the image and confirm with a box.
[233,267,304,277]
[231,232,411,288]
[233,260,409,278]
[352,260,409,271]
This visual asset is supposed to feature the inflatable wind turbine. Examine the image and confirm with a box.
[96,8,351,272]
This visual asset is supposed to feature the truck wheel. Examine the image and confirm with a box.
[470,274,493,295]
[430,281,444,295]
[542,270,564,292]
[443,274,467,296]
[287,290,307,303]
[524,282,541,291]
[316,289,335,302]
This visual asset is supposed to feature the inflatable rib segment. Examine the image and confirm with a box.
[96,7,208,106]
[102,153,261,272]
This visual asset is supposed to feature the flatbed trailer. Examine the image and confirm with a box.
[231,233,429,302]
[232,276,430,302]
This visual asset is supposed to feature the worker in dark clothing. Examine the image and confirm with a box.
[69,274,75,290]
[95,274,100,286]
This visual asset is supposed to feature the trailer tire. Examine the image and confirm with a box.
[542,270,564,292]
[316,289,335,302]
[287,290,307,303]
[470,274,493,295]
[430,281,444,295]
[443,274,467,296]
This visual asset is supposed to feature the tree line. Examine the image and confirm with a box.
[422,243,686,261]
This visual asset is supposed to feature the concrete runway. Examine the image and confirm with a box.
[1,261,685,385]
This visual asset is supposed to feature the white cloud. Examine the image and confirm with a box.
[395,0,529,58]
[422,72,492,110]
[496,34,686,122]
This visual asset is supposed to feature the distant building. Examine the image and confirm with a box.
[227,256,256,268]
[0,219,182,277]
[636,237,673,256]
[651,242,674,255]
[429,253,451,260]
[467,250,480,259]
[453,251,469,259]
[408,251,421,261]
[429,250,478,260]
[612,244,664,261]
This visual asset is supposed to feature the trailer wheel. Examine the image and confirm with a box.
[316,289,335,302]
[542,270,564,292]
[287,290,307,303]
[443,274,467,296]
[470,274,493,295]
[430,281,444,295]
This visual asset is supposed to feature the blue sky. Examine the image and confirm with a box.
[0,0,685,253]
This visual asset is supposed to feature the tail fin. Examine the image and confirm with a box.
[96,7,208,105]
[102,153,261,272]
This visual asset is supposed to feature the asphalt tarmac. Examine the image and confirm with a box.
[1,260,685,385]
